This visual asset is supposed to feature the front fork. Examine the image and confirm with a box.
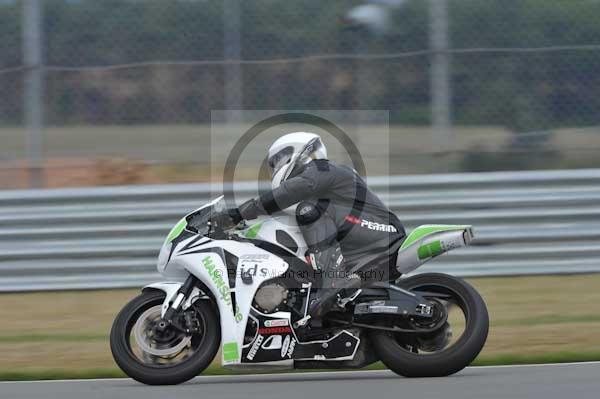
[160,275,198,329]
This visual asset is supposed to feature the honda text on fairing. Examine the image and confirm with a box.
[110,196,489,385]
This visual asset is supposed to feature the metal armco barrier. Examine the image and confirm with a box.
[2,168,600,292]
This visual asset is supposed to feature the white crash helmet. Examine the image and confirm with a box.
[267,132,328,189]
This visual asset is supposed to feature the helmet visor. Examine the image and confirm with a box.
[268,146,294,177]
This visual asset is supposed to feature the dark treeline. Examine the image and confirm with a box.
[1,0,600,129]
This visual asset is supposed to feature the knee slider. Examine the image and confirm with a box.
[296,202,321,226]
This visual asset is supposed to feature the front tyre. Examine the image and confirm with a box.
[110,290,220,385]
[371,273,489,377]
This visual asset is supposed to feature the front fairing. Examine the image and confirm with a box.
[157,196,225,273]
[155,197,291,366]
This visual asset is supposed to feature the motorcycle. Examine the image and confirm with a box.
[110,196,489,385]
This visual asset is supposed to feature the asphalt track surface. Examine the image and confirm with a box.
[2,362,600,399]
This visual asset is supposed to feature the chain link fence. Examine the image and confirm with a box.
[1,0,600,188]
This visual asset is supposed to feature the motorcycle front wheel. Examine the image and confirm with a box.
[110,290,220,385]
[371,273,489,377]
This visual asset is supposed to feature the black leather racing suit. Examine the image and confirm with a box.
[238,159,406,283]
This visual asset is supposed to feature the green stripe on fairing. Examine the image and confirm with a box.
[166,218,187,242]
[222,342,239,362]
[418,240,443,260]
[245,222,263,239]
[401,224,470,249]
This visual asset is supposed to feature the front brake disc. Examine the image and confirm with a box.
[133,305,191,357]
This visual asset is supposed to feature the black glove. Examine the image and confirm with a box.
[211,208,243,229]
[228,208,243,225]
[238,198,266,220]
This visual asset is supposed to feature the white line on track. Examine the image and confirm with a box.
[2,361,600,384]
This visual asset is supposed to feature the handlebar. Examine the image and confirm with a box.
[186,212,243,240]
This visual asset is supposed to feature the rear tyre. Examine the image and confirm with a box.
[371,273,488,377]
[110,290,220,385]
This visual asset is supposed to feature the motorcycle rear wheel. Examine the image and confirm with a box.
[110,290,220,385]
[371,273,489,377]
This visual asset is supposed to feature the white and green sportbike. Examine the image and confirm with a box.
[110,196,489,385]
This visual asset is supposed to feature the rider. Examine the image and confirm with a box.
[220,132,406,321]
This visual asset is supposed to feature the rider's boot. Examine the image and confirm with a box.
[306,244,361,323]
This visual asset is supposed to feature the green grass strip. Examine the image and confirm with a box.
[473,350,600,366]
[2,352,600,381]
[5,312,600,343]
[494,314,600,327]
[0,369,126,381]
[0,333,107,343]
